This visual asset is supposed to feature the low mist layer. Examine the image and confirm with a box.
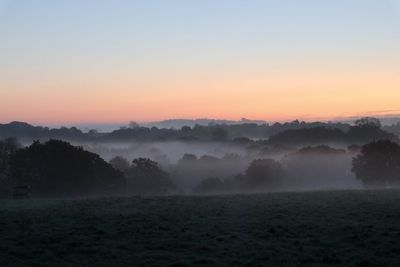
[1,117,399,198]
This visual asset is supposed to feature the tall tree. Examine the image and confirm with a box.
[125,158,176,195]
[9,140,125,196]
[352,140,400,187]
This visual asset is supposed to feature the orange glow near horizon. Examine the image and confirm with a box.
[1,66,399,125]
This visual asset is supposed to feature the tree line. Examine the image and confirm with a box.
[1,136,400,197]
[1,117,396,144]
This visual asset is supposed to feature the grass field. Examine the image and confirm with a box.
[1,190,400,266]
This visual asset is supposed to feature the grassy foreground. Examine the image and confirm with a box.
[1,190,400,266]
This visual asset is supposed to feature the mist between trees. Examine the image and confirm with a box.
[0,117,399,197]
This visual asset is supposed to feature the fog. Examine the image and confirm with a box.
[81,141,253,164]
[78,141,361,194]
[281,149,361,191]
[3,132,386,198]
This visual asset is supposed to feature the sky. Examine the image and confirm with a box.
[0,0,399,125]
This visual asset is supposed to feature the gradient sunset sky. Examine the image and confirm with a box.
[1,0,399,124]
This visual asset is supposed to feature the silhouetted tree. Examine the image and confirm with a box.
[268,123,398,146]
[352,140,400,187]
[125,158,176,195]
[347,117,398,144]
[109,156,130,172]
[8,140,125,196]
[239,159,284,191]
[354,117,381,129]
[0,138,21,197]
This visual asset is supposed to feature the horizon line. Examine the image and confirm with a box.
[2,113,400,129]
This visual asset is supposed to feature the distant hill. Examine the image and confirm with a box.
[142,118,267,129]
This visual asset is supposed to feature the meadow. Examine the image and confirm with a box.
[1,189,400,266]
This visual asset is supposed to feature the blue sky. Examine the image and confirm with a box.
[0,0,399,123]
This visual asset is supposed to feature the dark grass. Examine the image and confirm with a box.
[1,189,400,266]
